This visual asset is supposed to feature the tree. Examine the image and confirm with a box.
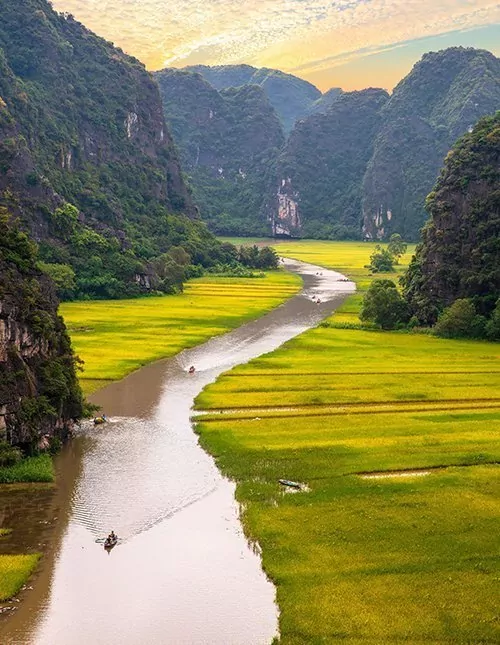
[369,245,394,273]
[387,234,407,263]
[486,298,500,340]
[360,279,409,330]
[434,299,486,339]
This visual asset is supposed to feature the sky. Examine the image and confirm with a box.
[51,1,500,91]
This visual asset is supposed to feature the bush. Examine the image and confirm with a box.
[369,245,394,273]
[434,299,486,339]
[360,279,409,330]
[486,298,500,340]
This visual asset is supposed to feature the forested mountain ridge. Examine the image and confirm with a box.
[362,47,500,240]
[170,48,499,241]
[0,0,234,299]
[267,89,388,238]
[184,64,323,132]
[402,111,500,325]
[155,68,285,235]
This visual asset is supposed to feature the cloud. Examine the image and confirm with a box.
[51,0,500,86]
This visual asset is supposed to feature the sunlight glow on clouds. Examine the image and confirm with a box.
[51,0,500,89]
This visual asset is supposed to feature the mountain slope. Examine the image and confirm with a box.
[402,112,500,324]
[362,47,500,240]
[0,0,229,298]
[155,68,285,235]
[185,64,322,132]
[267,89,388,238]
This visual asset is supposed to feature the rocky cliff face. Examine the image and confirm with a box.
[184,64,322,132]
[0,0,207,299]
[0,214,83,447]
[402,112,500,324]
[362,48,500,240]
[155,69,285,235]
[267,89,388,238]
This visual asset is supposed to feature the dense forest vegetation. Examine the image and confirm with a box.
[0,0,258,300]
[401,112,500,336]
[0,212,84,449]
[155,69,284,236]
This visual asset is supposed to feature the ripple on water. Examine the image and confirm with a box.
[72,417,218,540]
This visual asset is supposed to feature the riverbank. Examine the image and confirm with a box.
[196,241,500,643]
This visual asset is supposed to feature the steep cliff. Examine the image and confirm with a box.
[363,48,500,240]
[0,213,83,447]
[0,0,233,299]
[184,64,322,132]
[155,69,285,235]
[267,89,388,238]
[402,112,500,324]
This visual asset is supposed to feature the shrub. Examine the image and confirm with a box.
[360,279,409,330]
[486,298,500,340]
[369,245,394,273]
[434,299,486,339]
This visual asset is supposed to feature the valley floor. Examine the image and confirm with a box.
[196,240,500,644]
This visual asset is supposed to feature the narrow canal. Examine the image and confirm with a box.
[0,260,354,645]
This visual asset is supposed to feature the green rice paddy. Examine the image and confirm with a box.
[196,240,500,644]
[60,271,301,395]
[0,553,40,602]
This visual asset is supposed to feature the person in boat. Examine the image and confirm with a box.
[107,531,116,542]
[189,366,195,374]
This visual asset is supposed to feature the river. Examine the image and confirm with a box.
[0,259,354,645]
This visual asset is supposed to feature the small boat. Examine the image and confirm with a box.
[188,366,195,374]
[93,416,107,425]
[278,479,302,490]
[104,536,118,549]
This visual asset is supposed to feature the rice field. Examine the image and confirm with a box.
[60,271,301,394]
[196,240,500,644]
[0,553,40,602]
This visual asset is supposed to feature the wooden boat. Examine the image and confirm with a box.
[278,479,302,490]
[104,536,118,549]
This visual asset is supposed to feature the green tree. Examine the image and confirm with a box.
[434,299,486,339]
[37,262,76,300]
[387,234,407,263]
[486,299,500,340]
[360,279,409,330]
[369,245,394,273]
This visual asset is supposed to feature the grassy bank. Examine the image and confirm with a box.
[60,271,301,395]
[0,554,40,602]
[196,240,500,644]
[0,454,54,484]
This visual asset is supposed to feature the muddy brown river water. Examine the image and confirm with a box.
[0,259,354,645]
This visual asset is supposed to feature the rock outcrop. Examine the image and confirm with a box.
[402,112,500,324]
[0,213,83,447]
